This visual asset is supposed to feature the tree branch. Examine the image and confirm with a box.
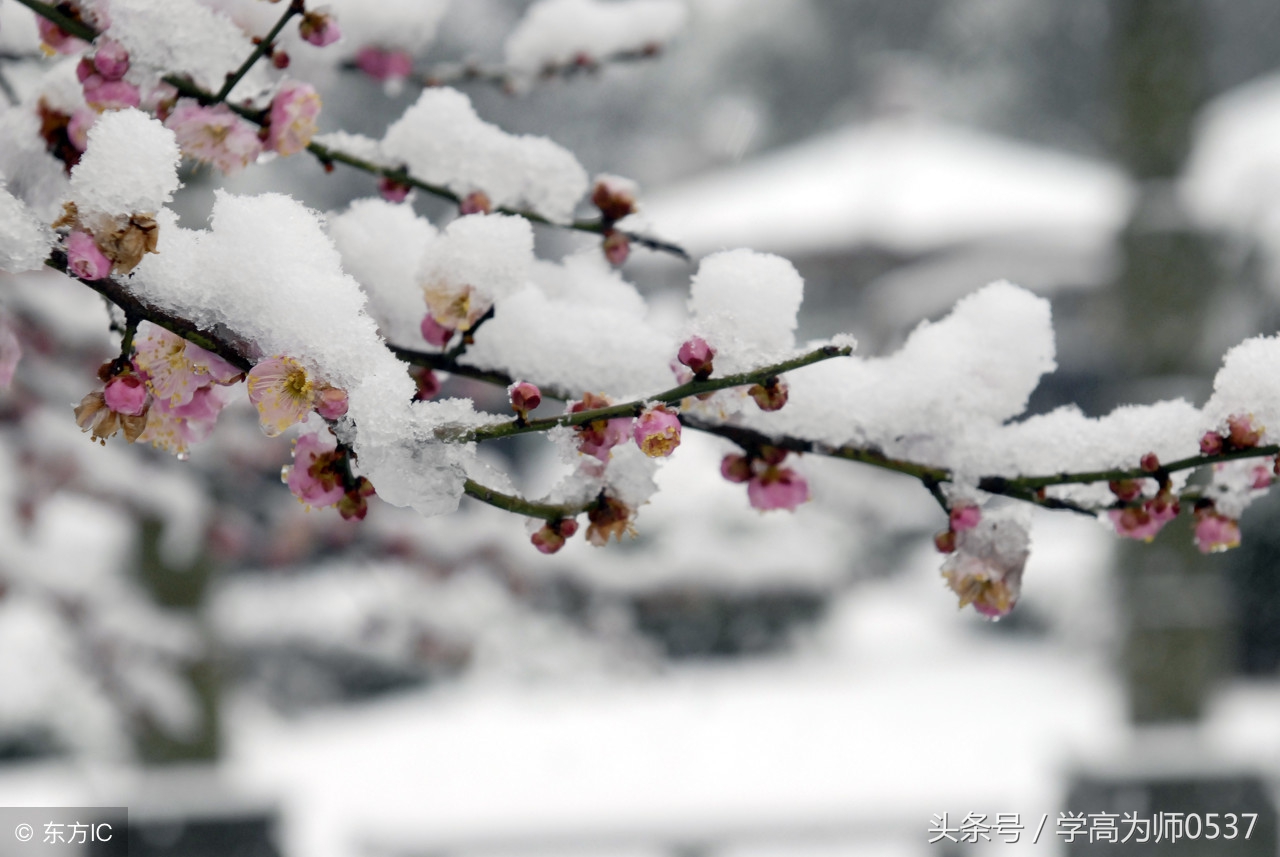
[461,478,590,520]
[212,0,300,104]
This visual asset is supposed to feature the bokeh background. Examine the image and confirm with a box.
[4,0,1280,855]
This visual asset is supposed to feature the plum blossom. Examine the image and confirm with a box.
[1109,492,1179,542]
[409,366,441,400]
[571,393,633,461]
[166,101,264,174]
[316,387,349,420]
[747,464,809,511]
[949,504,982,531]
[940,511,1030,619]
[103,372,147,416]
[133,326,206,407]
[299,9,342,47]
[1193,504,1241,554]
[633,406,681,457]
[378,177,411,204]
[139,385,227,455]
[246,356,319,437]
[422,282,489,333]
[602,230,630,266]
[267,82,321,156]
[459,192,492,216]
[355,46,414,82]
[748,377,788,412]
[37,17,86,55]
[65,231,111,280]
[284,432,347,509]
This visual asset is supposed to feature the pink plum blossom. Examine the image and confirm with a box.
[355,46,414,82]
[677,336,715,378]
[285,432,347,509]
[65,232,112,280]
[1194,507,1241,554]
[720,453,751,483]
[940,513,1030,619]
[748,378,788,412]
[949,504,982,531]
[267,82,321,156]
[37,17,85,54]
[633,406,681,457]
[299,10,342,47]
[133,325,206,407]
[422,282,489,332]
[602,230,630,266]
[83,78,142,111]
[185,342,243,384]
[747,465,809,511]
[459,192,492,216]
[571,393,633,461]
[140,385,228,455]
[166,101,264,174]
[247,356,318,437]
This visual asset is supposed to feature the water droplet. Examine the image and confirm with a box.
[176,451,189,462]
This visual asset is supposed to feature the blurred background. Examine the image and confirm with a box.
[5,0,1280,854]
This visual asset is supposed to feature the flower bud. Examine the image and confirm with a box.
[949,505,981,531]
[748,378,789,412]
[602,230,630,266]
[1200,431,1223,456]
[592,175,637,222]
[410,366,441,401]
[378,177,410,203]
[721,453,751,483]
[316,386,349,420]
[420,314,455,348]
[677,336,715,379]
[65,232,112,280]
[459,191,492,216]
[299,10,342,47]
[509,381,541,418]
[103,372,148,417]
[1140,452,1160,473]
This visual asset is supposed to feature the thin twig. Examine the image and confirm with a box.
[212,0,300,104]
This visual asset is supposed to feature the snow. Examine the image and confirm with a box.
[418,213,535,314]
[643,116,1134,258]
[381,88,589,223]
[106,0,270,98]
[0,179,52,273]
[504,0,688,73]
[323,0,452,62]
[687,249,804,373]
[69,108,181,221]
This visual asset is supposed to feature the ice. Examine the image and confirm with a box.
[107,0,269,97]
[69,108,180,221]
[419,213,534,312]
[323,0,452,61]
[129,191,486,516]
[381,88,589,222]
[328,198,437,346]
[504,0,687,73]
[687,249,804,374]
[0,179,52,273]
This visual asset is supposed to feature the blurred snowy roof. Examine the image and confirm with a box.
[643,117,1134,259]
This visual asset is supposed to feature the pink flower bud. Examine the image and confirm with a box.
[748,378,789,412]
[37,17,85,54]
[1140,452,1160,473]
[1252,464,1274,491]
[65,232,112,280]
[104,372,148,416]
[316,386,349,420]
[459,191,492,216]
[509,381,541,417]
[410,366,441,401]
[299,10,342,47]
[272,50,291,70]
[677,336,715,379]
[934,530,957,553]
[633,406,681,457]
[284,431,347,509]
[92,39,131,80]
[531,518,578,554]
[355,46,413,82]
[1108,479,1142,502]
[602,230,630,266]
[83,77,142,111]
[67,109,95,152]
[949,505,981,531]
[378,177,410,203]
[420,314,454,348]
[1200,431,1223,456]
[1228,413,1263,449]
[721,453,751,483]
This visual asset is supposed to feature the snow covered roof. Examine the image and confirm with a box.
[642,117,1134,259]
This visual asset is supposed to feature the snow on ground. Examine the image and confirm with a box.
[641,116,1133,259]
